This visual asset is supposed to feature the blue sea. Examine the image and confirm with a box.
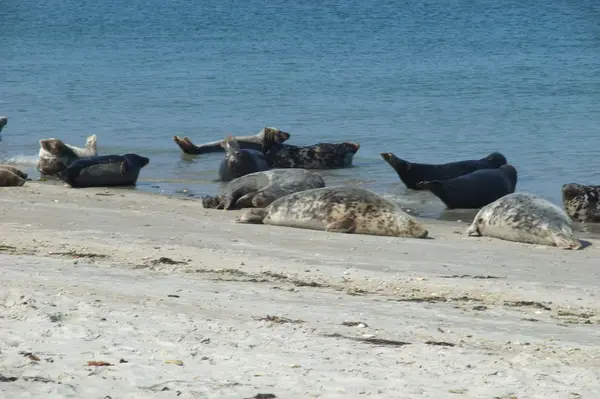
[2,0,599,218]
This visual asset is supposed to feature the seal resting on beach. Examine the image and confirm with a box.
[219,135,270,182]
[173,127,291,154]
[0,169,26,187]
[466,192,582,250]
[261,129,360,169]
[416,164,518,209]
[37,135,98,176]
[0,116,7,133]
[57,153,149,188]
[561,183,600,223]
[238,186,429,238]
[203,169,326,210]
[0,164,28,180]
[380,152,507,190]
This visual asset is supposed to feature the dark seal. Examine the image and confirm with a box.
[261,130,360,169]
[380,152,507,190]
[416,164,518,209]
[203,169,326,210]
[57,153,149,188]
[218,135,270,182]
[0,116,7,133]
[173,127,291,154]
[562,183,600,223]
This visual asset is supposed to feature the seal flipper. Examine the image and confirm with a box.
[120,160,129,175]
[466,220,481,236]
[553,232,583,250]
[326,218,357,234]
[233,191,258,209]
[237,208,267,224]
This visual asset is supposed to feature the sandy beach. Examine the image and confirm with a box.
[1,182,599,398]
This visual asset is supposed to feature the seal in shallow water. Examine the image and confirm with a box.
[561,183,600,223]
[0,116,7,133]
[173,127,291,154]
[466,192,582,249]
[203,168,326,210]
[238,186,429,238]
[380,152,507,190]
[57,153,149,188]
[37,135,98,176]
[0,164,28,180]
[417,164,518,209]
[261,129,360,169]
[0,169,26,187]
[218,135,270,181]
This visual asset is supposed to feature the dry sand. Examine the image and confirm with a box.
[1,182,599,399]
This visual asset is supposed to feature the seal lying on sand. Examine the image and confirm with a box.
[261,130,360,169]
[417,164,518,209]
[380,152,507,190]
[0,164,28,180]
[37,135,98,176]
[467,192,582,250]
[0,169,26,187]
[0,116,7,133]
[561,183,600,223]
[57,153,149,188]
[173,127,291,154]
[219,135,270,182]
[238,186,429,238]
[203,169,326,210]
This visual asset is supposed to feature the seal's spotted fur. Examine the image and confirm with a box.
[203,169,325,210]
[467,192,582,249]
[238,186,428,238]
[562,183,600,223]
[261,129,359,169]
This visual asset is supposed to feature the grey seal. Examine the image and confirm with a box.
[417,164,518,209]
[380,152,507,190]
[261,129,360,169]
[0,164,28,180]
[203,169,326,210]
[0,169,26,187]
[173,127,291,154]
[467,192,582,250]
[238,186,429,238]
[37,134,98,176]
[561,183,600,223]
[218,135,270,182]
[57,153,149,188]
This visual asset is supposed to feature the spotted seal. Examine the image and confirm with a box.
[173,127,291,154]
[417,164,518,209]
[238,186,429,238]
[203,169,326,210]
[381,152,507,190]
[261,129,360,169]
[466,192,582,249]
[57,153,149,188]
[37,134,98,176]
[0,116,7,133]
[0,169,26,187]
[218,135,270,182]
[0,164,28,180]
[561,183,600,223]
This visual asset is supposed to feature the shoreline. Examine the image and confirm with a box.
[1,182,600,398]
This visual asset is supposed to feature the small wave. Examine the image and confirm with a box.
[0,154,38,165]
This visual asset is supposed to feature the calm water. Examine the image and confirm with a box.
[2,0,599,218]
